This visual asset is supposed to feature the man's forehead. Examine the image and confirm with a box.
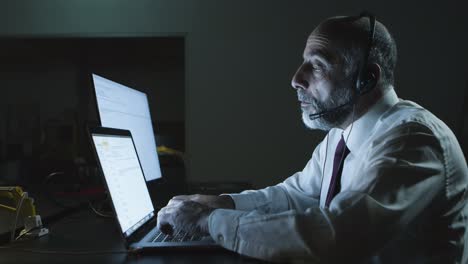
[304,32,336,63]
[307,32,329,47]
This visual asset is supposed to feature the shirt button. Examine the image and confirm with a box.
[217,234,224,242]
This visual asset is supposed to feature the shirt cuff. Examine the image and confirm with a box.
[208,209,246,251]
[225,193,257,211]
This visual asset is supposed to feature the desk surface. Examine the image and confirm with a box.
[0,208,266,264]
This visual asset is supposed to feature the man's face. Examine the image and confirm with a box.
[291,31,355,131]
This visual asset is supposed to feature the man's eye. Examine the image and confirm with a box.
[312,65,323,73]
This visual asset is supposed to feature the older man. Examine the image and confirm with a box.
[157,14,468,263]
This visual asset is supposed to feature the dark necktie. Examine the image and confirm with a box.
[325,135,350,207]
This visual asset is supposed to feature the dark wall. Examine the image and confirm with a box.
[0,37,185,184]
[0,0,466,188]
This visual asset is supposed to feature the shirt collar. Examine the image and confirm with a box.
[341,88,400,153]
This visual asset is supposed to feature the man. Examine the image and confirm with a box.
[157,14,468,263]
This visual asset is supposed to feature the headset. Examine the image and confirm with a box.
[309,12,377,120]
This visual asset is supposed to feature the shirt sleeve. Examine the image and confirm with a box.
[226,137,326,214]
[208,122,447,262]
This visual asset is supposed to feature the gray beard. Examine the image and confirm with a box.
[299,87,355,131]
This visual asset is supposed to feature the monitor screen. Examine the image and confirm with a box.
[93,74,162,181]
[91,133,154,237]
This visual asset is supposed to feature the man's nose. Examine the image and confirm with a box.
[291,65,309,90]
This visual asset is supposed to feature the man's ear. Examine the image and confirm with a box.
[368,63,381,85]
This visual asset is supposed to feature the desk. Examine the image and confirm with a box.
[0,208,266,264]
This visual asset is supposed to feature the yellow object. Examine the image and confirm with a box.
[157,145,184,157]
[0,186,36,217]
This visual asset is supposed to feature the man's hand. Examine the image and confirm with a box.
[157,200,214,236]
[156,194,235,236]
[168,194,235,210]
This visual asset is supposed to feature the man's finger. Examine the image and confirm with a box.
[157,208,175,236]
[157,219,174,236]
[167,198,184,207]
[159,222,174,236]
[172,195,190,201]
[157,206,177,220]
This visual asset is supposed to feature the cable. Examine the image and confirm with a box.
[319,134,330,199]
[43,171,78,209]
[88,201,113,218]
[10,192,26,243]
[15,226,40,241]
[345,105,356,143]
[0,203,16,212]
[331,105,356,202]
[335,106,356,177]
[319,104,356,207]
[0,246,130,255]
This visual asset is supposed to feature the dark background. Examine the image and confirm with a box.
[0,0,467,189]
[0,37,185,185]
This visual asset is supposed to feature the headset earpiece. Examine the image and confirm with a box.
[357,70,377,95]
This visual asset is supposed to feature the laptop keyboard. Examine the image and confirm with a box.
[151,229,204,243]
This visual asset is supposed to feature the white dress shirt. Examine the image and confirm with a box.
[207,89,468,263]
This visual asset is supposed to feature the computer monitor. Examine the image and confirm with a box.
[92,73,162,181]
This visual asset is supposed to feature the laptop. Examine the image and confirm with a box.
[88,127,220,252]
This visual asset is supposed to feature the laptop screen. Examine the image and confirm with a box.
[91,133,155,237]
